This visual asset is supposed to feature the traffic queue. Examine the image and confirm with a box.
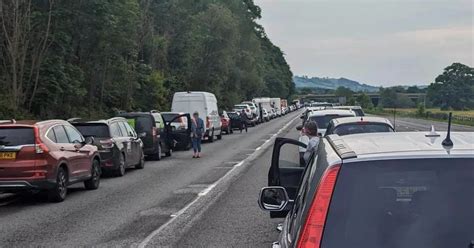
[0,91,301,202]
[258,101,474,248]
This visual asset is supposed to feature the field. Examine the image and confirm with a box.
[367,108,474,126]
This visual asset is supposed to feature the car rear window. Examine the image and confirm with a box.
[73,124,110,138]
[352,109,364,116]
[131,116,153,133]
[0,127,35,146]
[333,123,393,136]
[322,158,474,248]
[309,115,353,129]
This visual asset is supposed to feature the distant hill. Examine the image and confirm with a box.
[294,76,379,92]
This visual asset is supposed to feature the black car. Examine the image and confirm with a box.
[161,112,193,150]
[259,132,474,248]
[227,112,243,131]
[71,117,145,177]
[118,112,191,158]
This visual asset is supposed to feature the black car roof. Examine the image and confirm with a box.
[70,117,126,125]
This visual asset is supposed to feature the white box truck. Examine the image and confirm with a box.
[171,91,222,142]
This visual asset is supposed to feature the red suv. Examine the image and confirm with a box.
[0,120,101,202]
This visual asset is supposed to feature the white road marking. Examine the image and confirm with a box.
[138,113,302,248]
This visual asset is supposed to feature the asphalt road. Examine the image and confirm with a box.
[0,110,302,247]
[0,112,472,247]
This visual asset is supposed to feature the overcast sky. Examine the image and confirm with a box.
[254,0,473,86]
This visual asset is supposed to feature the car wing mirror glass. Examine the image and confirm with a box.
[138,132,147,138]
[73,140,83,149]
[258,187,290,211]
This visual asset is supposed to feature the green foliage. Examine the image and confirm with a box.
[355,93,374,109]
[0,0,294,118]
[427,63,474,110]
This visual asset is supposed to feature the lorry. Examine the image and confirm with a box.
[171,91,222,142]
[252,97,272,122]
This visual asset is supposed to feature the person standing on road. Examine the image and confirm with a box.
[191,111,204,158]
[302,121,320,165]
[240,109,248,133]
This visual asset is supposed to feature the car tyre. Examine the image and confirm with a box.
[48,167,68,202]
[115,153,126,177]
[135,151,145,169]
[151,144,162,161]
[84,159,101,190]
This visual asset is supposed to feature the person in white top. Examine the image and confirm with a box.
[299,121,320,166]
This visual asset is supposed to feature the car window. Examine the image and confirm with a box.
[134,116,153,133]
[110,122,123,138]
[117,122,129,137]
[333,123,393,136]
[73,124,110,138]
[152,113,163,128]
[64,125,84,143]
[46,129,57,143]
[352,109,365,116]
[309,115,353,129]
[122,122,136,137]
[322,158,474,248]
[0,127,35,146]
[53,126,69,144]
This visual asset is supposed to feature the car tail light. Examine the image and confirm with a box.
[152,127,158,141]
[100,139,115,149]
[34,126,49,154]
[206,116,211,128]
[297,165,341,248]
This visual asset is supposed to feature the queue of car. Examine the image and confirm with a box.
[0,91,301,203]
[259,104,474,248]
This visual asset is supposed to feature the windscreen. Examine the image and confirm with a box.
[73,124,110,138]
[0,127,35,146]
[333,123,393,136]
[322,158,474,248]
[309,115,353,129]
[352,109,365,116]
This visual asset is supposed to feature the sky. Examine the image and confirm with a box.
[254,0,473,86]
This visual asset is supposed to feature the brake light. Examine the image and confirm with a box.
[152,127,158,141]
[206,116,211,128]
[100,139,115,149]
[34,126,49,154]
[297,165,341,248]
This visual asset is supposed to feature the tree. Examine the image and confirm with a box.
[427,63,474,110]
[356,93,373,109]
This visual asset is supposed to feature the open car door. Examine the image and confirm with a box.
[268,137,308,218]
[164,114,192,151]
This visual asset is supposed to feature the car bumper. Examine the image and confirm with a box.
[0,180,56,192]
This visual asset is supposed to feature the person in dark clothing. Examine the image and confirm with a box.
[240,109,248,133]
[191,111,204,158]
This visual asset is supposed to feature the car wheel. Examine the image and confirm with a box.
[209,129,215,143]
[151,144,162,161]
[165,148,172,157]
[115,153,126,177]
[84,159,101,190]
[48,167,68,202]
[135,150,145,169]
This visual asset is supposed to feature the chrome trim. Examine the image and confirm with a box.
[0,144,35,151]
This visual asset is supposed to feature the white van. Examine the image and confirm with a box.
[171,91,222,142]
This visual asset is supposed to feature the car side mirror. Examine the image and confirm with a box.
[138,132,146,138]
[85,136,95,145]
[73,140,84,149]
[258,186,290,211]
[296,125,303,131]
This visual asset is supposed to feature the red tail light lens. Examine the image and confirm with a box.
[206,117,211,128]
[34,126,49,154]
[297,165,341,248]
[100,139,115,149]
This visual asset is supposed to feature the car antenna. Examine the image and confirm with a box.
[392,107,396,132]
[442,112,453,147]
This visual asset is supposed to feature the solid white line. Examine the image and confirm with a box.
[137,113,301,248]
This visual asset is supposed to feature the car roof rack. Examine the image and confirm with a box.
[326,135,357,159]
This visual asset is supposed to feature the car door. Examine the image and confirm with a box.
[52,125,82,180]
[64,125,90,178]
[116,122,134,166]
[122,121,141,164]
[268,137,310,218]
[165,113,192,150]
[152,113,170,152]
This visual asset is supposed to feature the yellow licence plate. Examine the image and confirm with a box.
[0,152,16,160]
